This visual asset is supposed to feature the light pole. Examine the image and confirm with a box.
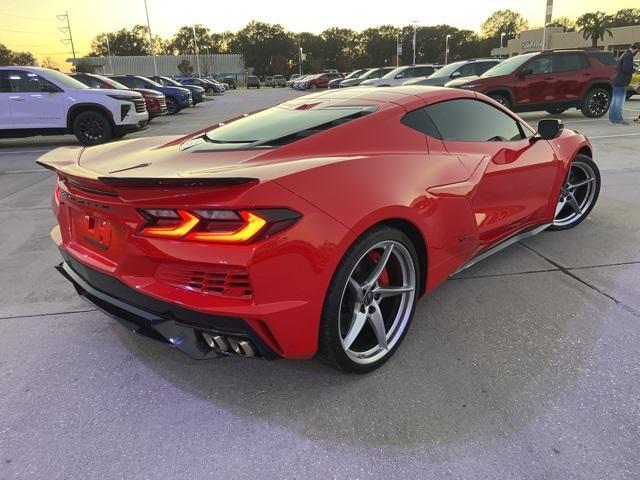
[500,32,506,49]
[143,0,158,75]
[192,25,201,77]
[445,34,452,65]
[410,20,419,65]
[106,35,114,75]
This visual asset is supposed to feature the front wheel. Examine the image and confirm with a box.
[72,111,113,146]
[548,154,600,231]
[317,226,419,373]
[581,88,610,118]
[165,97,180,115]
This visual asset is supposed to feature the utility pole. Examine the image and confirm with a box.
[410,20,420,65]
[396,33,401,66]
[542,0,554,50]
[57,11,76,59]
[445,34,452,65]
[298,41,303,75]
[192,25,201,77]
[143,0,158,75]
[106,35,114,74]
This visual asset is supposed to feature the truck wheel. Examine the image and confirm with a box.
[166,97,180,115]
[72,111,113,146]
[581,87,610,118]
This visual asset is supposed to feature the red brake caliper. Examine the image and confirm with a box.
[367,251,390,287]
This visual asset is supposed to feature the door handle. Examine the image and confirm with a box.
[9,96,25,101]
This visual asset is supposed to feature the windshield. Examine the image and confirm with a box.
[380,66,405,79]
[45,70,88,89]
[159,76,182,87]
[362,68,393,79]
[344,69,366,80]
[91,74,128,90]
[481,54,535,78]
[204,105,376,146]
[427,61,466,78]
[138,76,162,87]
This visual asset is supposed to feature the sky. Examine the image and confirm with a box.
[1,0,635,69]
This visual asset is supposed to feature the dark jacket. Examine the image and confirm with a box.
[612,50,635,87]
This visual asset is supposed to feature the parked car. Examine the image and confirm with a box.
[223,77,237,89]
[150,76,206,104]
[265,76,274,87]
[111,75,192,115]
[40,86,600,372]
[328,68,368,89]
[70,72,167,120]
[294,74,320,89]
[204,78,227,92]
[0,67,147,145]
[339,67,395,88]
[177,77,220,94]
[286,73,301,87]
[292,74,313,89]
[299,72,344,89]
[273,75,286,87]
[361,64,442,87]
[247,75,260,89]
[446,50,616,117]
[627,60,640,99]
[403,59,501,87]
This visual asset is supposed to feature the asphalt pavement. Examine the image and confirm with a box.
[1,88,639,480]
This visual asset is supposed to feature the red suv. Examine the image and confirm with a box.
[446,50,616,117]
[301,72,344,90]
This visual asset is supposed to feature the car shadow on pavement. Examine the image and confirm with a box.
[112,267,603,448]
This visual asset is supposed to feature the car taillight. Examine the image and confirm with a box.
[138,208,300,244]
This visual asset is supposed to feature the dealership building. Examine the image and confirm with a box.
[67,54,245,78]
[491,25,640,57]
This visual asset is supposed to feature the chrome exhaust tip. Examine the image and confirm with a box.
[202,332,257,357]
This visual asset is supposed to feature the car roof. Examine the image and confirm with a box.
[281,86,476,109]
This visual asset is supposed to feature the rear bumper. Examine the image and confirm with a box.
[56,253,279,360]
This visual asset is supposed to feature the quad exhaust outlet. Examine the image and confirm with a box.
[202,332,258,357]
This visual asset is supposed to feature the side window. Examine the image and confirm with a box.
[6,70,43,93]
[455,63,477,77]
[555,53,589,72]
[0,71,11,93]
[400,107,442,138]
[424,99,525,142]
[84,77,102,88]
[395,68,413,79]
[525,56,553,75]
[113,77,132,88]
[134,78,149,89]
[474,62,497,76]
[416,66,434,77]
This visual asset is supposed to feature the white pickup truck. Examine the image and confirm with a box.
[0,66,148,145]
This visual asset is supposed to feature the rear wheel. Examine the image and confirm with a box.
[317,226,419,373]
[165,97,180,115]
[489,93,511,109]
[626,91,634,100]
[548,154,600,231]
[546,107,567,114]
[581,87,610,118]
[72,111,113,146]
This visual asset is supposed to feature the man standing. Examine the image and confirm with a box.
[609,42,640,125]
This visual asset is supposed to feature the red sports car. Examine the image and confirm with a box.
[38,87,600,373]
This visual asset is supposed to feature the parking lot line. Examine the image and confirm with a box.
[0,149,53,155]
[589,132,640,139]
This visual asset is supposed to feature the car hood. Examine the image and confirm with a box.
[133,88,164,98]
[444,75,481,88]
[72,88,142,98]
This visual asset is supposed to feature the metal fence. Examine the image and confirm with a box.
[68,54,246,78]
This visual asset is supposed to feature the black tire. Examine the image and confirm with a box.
[489,93,511,109]
[581,87,610,118]
[548,154,600,231]
[546,107,567,114]
[165,97,180,115]
[316,226,420,373]
[626,91,634,100]
[72,110,113,146]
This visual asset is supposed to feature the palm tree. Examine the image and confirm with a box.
[576,12,613,48]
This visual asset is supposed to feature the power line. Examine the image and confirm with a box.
[4,28,59,35]
[0,12,55,22]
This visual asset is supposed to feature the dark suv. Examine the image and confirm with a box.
[446,50,616,117]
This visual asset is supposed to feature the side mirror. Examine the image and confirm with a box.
[536,119,564,140]
[41,83,59,93]
[520,68,533,77]
[450,71,461,78]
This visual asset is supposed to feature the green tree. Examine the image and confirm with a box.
[547,16,576,32]
[167,24,212,55]
[297,32,325,72]
[320,27,360,71]
[177,58,194,76]
[0,44,37,66]
[359,25,399,68]
[481,10,529,43]
[610,8,640,27]
[231,21,296,76]
[210,31,236,53]
[71,59,96,73]
[576,12,613,48]
[90,25,166,56]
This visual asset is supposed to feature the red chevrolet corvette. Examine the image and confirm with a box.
[39,86,600,372]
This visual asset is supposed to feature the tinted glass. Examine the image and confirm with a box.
[91,74,128,89]
[481,54,535,77]
[555,53,588,72]
[395,68,414,79]
[475,61,498,75]
[0,71,11,93]
[428,61,466,78]
[456,63,477,77]
[526,56,553,74]
[415,66,435,76]
[401,108,441,138]
[5,70,43,92]
[425,99,524,142]
[205,106,376,145]
[112,76,134,88]
[588,51,616,65]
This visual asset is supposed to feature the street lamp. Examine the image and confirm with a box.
[500,32,506,49]
[143,0,158,75]
[410,20,420,65]
[445,34,452,65]
[192,25,201,77]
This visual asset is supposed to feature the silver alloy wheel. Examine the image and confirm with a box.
[587,90,609,116]
[338,240,416,365]
[553,160,598,227]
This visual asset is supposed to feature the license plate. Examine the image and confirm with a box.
[81,215,112,251]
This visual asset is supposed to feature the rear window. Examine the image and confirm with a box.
[587,51,616,65]
[203,105,376,148]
